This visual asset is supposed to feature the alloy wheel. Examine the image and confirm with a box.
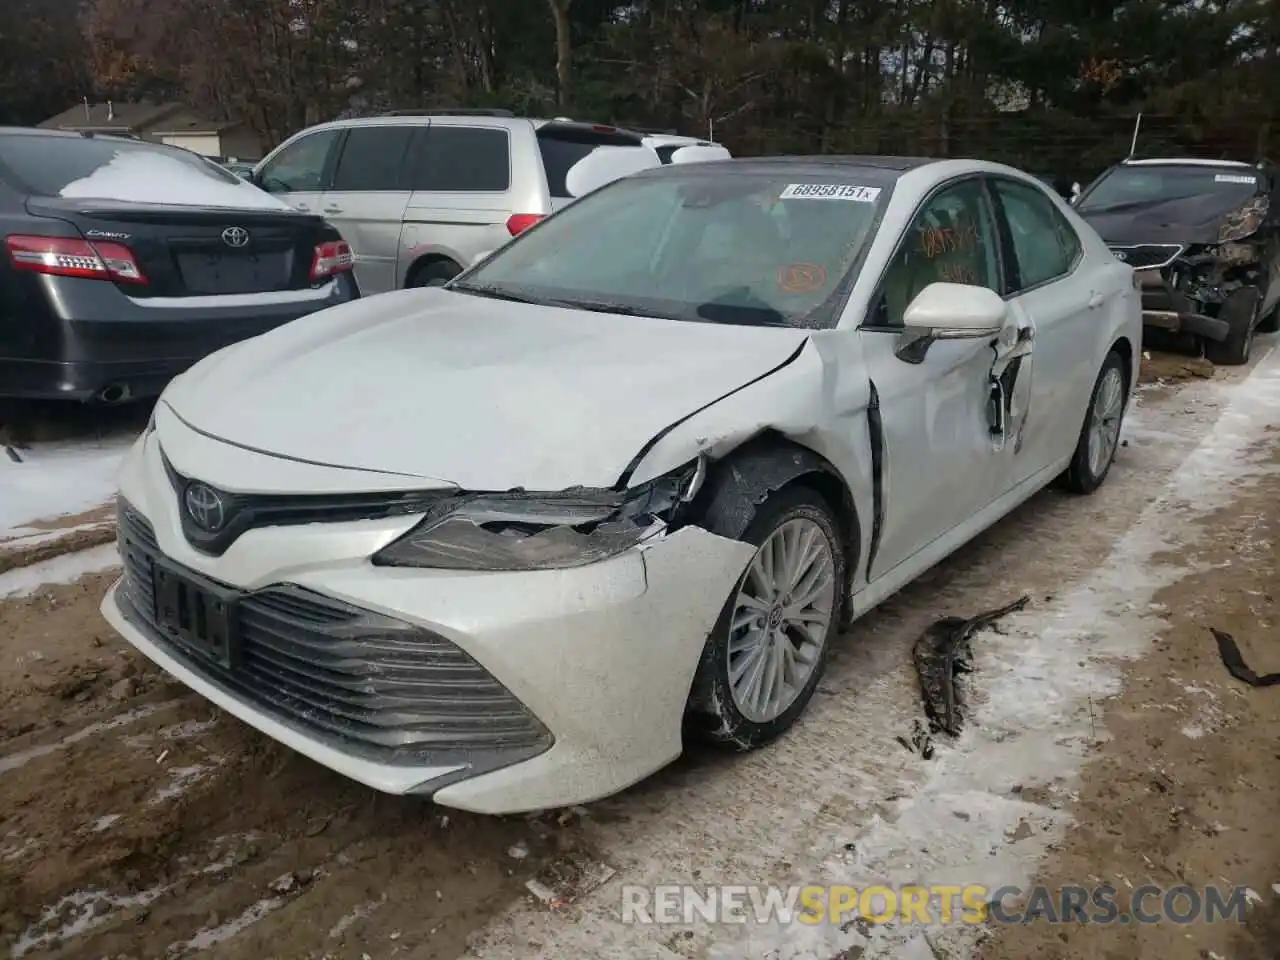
[727,517,837,723]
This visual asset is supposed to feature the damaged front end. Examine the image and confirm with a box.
[371,458,707,571]
[1115,196,1270,343]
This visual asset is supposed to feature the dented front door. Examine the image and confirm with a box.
[858,332,1006,582]
[858,176,1016,583]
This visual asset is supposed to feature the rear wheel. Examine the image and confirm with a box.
[685,486,847,751]
[1061,349,1128,495]
[1204,286,1261,366]
[407,259,461,288]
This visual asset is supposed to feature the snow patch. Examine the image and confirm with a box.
[329,895,388,938]
[12,884,170,958]
[60,148,291,211]
[150,761,220,804]
[0,701,181,775]
[0,543,121,598]
[0,436,131,538]
[168,896,289,954]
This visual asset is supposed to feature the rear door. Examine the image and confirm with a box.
[399,123,517,282]
[319,124,414,296]
[254,128,342,216]
[987,175,1102,480]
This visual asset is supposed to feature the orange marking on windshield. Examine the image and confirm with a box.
[776,262,827,293]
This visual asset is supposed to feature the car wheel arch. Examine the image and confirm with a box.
[685,432,861,621]
[405,254,463,288]
[1109,334,1135,393]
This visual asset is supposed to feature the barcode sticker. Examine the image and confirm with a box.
[779,183,881,202]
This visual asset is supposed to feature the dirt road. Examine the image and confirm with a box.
[1,342,1277,959]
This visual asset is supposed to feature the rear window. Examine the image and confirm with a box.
[0,134,241,196]
[404,127,510,192]
[331,126,413,191]
[537,137,601,197]
[537,128,653,197]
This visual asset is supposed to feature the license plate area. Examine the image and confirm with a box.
[174,249,293,295]
[152,561,240,666]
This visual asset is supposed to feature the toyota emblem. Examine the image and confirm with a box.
[221,226,250,248]
[1113,250,1128,261]
[184,482,228,532]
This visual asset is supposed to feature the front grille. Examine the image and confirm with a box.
[116,502,553,769]
[159,446,457,557]
[1108,243,1186,270]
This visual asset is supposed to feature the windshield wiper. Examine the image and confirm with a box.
[448,281,544,305]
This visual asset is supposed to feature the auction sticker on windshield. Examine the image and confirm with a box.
[1215,174,1257,184]
[780,183,881,202]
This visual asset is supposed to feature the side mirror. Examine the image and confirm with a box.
[903,282,1007,339]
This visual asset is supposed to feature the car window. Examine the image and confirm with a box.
[458,172,889,329]
[405,127,510,192]
[991,178,1080,291]
[330,126,413,191]
[875,179,1002,327]
[258,130,341,194]
[0,134,243,196]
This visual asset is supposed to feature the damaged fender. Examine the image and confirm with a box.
[623,336,876,594]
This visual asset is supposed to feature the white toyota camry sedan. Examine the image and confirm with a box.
[100,156,1142,814]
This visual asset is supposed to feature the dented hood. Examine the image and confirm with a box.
[161,288,810,491]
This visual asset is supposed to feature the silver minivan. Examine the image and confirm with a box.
[250,110,730,295]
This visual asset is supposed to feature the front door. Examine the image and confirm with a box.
[255,129,342,217]
[319,124,414,296]
[857,176,1026,582]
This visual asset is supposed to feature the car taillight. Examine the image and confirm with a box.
[506,213,544,236]
[311,240,354,280]
[4,235,147,285]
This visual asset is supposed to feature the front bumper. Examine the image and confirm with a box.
[98,426,754,814]
[1135,269,1230,342]
[0,273,359,401]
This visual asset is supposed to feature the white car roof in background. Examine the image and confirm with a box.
[1122,158,1254,168]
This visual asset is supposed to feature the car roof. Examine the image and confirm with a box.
[0,127,142,143]
[1121,157,1255,168]
[629,155,939,179]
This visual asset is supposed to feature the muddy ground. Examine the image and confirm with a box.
[0,344,1277,959]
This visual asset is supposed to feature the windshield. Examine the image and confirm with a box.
[454,170,891,329]
[1078,165,1260,212]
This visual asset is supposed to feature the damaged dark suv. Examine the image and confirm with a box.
[1074,158,1279,364]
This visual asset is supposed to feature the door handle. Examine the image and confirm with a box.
[294,202,309,211]
[323,205,342,214]
[1088,291,1105,309]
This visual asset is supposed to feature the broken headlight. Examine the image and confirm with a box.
[371,458,706,571]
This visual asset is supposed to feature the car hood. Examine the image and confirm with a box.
[162,288,811,492]
[1078,193,1266,245]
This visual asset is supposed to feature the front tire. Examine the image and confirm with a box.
[685,486,847,751]
[1204,286,1261,366]
[1062,348,1128,495]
